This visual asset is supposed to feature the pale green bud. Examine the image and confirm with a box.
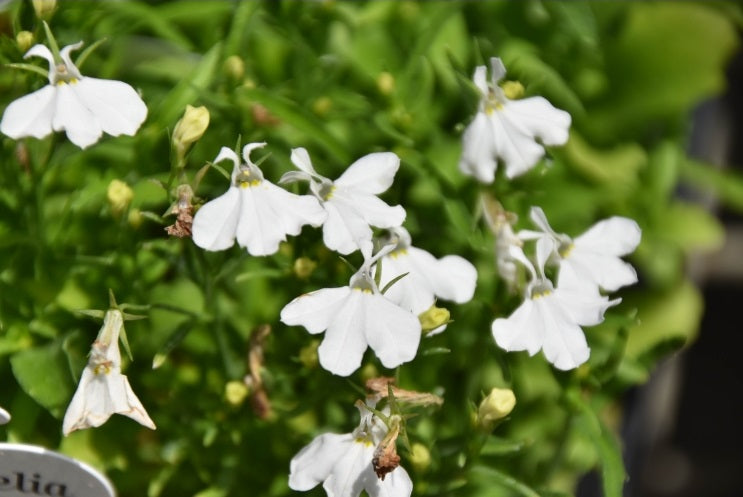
[107,179,133,217]
[173,105,210,149]
[502,81,525,100]
[293,257,317,280]
[477,387,516,431]
[312,96,332,116]
[298,340,319,369]
[225,380,249,406]
[409,443,431,473]
[127,208,143,229]
[223,55,245,82]
[32,0,56,19]
[377,71,395,96]
[16,31,34,53]
[419,304,450,334]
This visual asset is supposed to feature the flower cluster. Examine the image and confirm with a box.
[490,206,641,370]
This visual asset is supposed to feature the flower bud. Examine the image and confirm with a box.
[172,105,210,150]
[477,387,516,431]
[419,304,450,334]
[16,31,34,53]
[293,256,317,280]
[223,55,245,82]
[377,71,395,95]
[225,380,249,406]
[502,81,525,100]
[107,179,133,217]
[409,443,431,473]
[128,208,143,229]
[298,340,319,369]
[312,96,332,116]
[32,0,56,19]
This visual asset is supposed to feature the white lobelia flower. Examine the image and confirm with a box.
[280,244,421,376]
[280,147,406,255]
[521,206,642,293]
[375,227,477,317]
[289,402,412,497]
[62,309,155,435]
[492,237,620,370]
[0,42,147,149]
[192,143,327,256]
[459,57,571,182]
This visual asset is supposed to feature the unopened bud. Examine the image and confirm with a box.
[312,96,332,116]
[293,257,317,279]
[173,105,210,150]
[409,443,431,473]
[128,208,143,229]
[298,340,319,369]
[377,71,395,95]
[32,0,56,19]
[16,31,34,53]
[419,304,450,334]
[107,179,133,217]
[502,81,524,100]
[477,387,516,431]
[223,55,245,82]
[225,380,249,406]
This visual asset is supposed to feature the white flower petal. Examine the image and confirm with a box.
[266,182,327,235]
[73,77,147,136]
[290,147,319,176]
[558,252,638,293]
[0,85,56,139]
[322,201,374,255]
[428,254,477,303]
[491,110,548,179]
[557,285,619,327]
[318,290,369,376]
[378,253,434,315]
[191,187,241,251]
[472,65,489,96]
[52,82,102,149]
[346,193,406,229]
[235,186,285,256]
[459,111,497,183]
[574,217,642,256]
[504,96,571,146]
[323,442,373,497]
[489,57,507,84]
[280,287,351,334]
[365,466,413,497]
[536,297,590,371]
[214,147,241,172]
[110,374,156,429]
[492,298,543,356]
[24,44,55,80]
[363,294,421,369]
[289,433,353,491]
[335,152,400,195]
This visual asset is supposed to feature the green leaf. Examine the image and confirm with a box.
[470,465,541,497]
[10,341,76,418]
[559,132,646,189]
[656,201,725,253]
[680,158,743,214]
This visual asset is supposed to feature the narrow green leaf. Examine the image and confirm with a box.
[470,465,541,497]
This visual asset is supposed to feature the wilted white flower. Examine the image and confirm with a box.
[481,196,530,291]
[459,57,571,182]
[521,206,641,293]
[280,147,406,255]
[281,244,420,376]
[63,309,155,435]
[376,227,477,317]
[0,42,147,149]
[492,238,619,370]
[289,402,413,497]
[192,143,327,256]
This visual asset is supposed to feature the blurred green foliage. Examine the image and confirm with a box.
[0,1,741,496]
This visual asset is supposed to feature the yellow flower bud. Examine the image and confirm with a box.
[419,304,450,334]
[172,105,210,150]
[502,81,525,100]
[16,31,34,53]
[225,380,249,406]
[312,96,332,116]
[107,179,133,217]
[293,256,317,280]
[224,55,245,82]
[298,340,319,369]
[377,71,395,95]
[477,387,516,431]
[127,208,143,229]
[409,443,431,473]
[32,0,56,19]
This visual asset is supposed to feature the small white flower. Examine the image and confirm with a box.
[376,227,477,316]
[280,147,406,255]
[289,402,412,497]
[0,42,147,149]
[281,244,421,376]
[521,207,641,293]
[62,309,155,435]
[459,57,571,182]
[192,143,327,256]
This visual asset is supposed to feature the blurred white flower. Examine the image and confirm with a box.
[459,57,571,182]
[192,143,327,256]
[289,402,412,497]
[280,147,406,255]
[376,227,477,317]
[0,406,10,425]
[521,206,642,293]
[63,309,155,435]
[491,242,620,371]
[281,244,420,376]
[0,42,147,149]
